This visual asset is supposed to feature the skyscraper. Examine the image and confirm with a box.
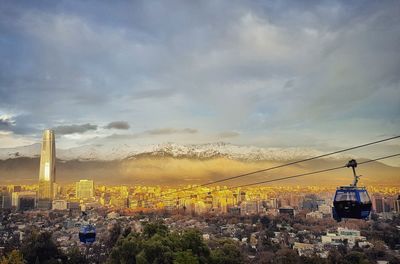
[38,129,56,207]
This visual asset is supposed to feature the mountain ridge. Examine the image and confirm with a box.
[0,142,352,162]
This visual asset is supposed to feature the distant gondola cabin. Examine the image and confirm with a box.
[79,224,96,244]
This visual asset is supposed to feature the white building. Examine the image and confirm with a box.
[321,228,366,248]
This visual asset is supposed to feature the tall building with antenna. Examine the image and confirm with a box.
[38,129,56,209]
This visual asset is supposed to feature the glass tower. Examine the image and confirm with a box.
[38,129,56,201]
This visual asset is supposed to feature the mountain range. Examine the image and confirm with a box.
[0,142,345,161]
[0,142,398,186]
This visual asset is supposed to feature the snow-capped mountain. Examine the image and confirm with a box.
[0,142,349,161]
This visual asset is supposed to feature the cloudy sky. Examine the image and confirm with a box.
[0,0,399,155]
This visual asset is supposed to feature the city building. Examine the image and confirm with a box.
[279,206,295,217]
[76,180,94,200]
[318,204,332,216]
[240,201,259,215]
[373,196,392,213]
[52,200,68,210]
[321,228,366,248]
[11,191,36,211]
[38,129,56,208]
[306,211,324,219]
[0,190,11,209]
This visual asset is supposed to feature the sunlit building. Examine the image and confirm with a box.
[76,180,94,200]
[322,228,366,248]
[52,199,68,210]
[0,189,11,209]
[38,129,56,208]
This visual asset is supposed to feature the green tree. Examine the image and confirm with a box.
[173,251,199,264]
[344,251,371,264]
[107,233,142,264]
[0,250,25,264]
[142,234,174,264]
[327,249,344,264]
[20,231,62,264]
[143,221,168,239]
[210,240,244,264]
[273,248,300,264]
[180,229,210,262]
[106,223,122,249]
[65,246,87,264]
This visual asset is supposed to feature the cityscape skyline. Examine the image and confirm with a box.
[0,1,399,263]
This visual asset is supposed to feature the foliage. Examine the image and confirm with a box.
[272,248,301,264]
[106,222,122,249]
[107,221,239,264]
[65,246,88,264]
[143,221,168,238]
[20,230,63,264]
[173,251,199,264]
[0,250,25,264]
[209,239,243,264]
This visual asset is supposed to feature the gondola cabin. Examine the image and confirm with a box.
[79,224,96,244]
[332,159,372,222]
[333,186,372,221]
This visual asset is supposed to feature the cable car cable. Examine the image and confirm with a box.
[146,153,400,205]
[145,135,400,202]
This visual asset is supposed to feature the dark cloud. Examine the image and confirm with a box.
[145,128,198,135]
[53,123,97,135]
[218,131,240,138]
[104,121,130,130]
[0,0,399,149]
[0,116,14,131]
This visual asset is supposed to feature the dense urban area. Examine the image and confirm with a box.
[0,183,399,264]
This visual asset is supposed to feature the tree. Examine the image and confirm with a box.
[327,249,345,264]
[142,234,174,264]
[143,221,168,239]
[180,229,210,262]
[65,246,87,264]
[345,251,371,264]
[20,231,62,264]
[0,250,25,264]
[273,248,301,264]
[210,240,244,264]
[173,251,199,264]
[106,223,122,249]
[108,233,142,264]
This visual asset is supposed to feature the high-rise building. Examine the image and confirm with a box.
[76,180,94,200]
[12,191,36,211]
[38,130,56,206]
[0,189,11,209]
